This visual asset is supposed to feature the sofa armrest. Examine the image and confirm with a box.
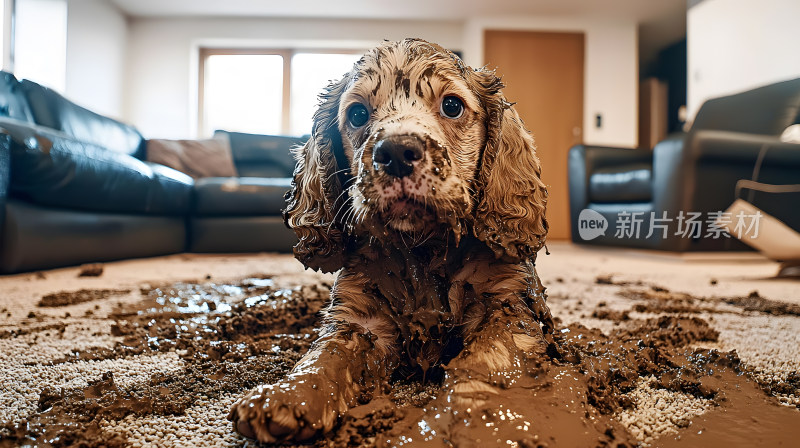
[652,131,800,212]
[661,130,800,220]
[687,130,800,166]
[651,133,688,214]
[568,144,653,240]
[19,80,146,159]
[686,130,800,226]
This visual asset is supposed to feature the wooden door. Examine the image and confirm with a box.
[484,30,584,240]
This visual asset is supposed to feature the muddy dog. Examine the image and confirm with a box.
[229,38,553,444]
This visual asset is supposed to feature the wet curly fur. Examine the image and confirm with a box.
[230,38,553,444]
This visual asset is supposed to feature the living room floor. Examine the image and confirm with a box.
[540,242,798,304]
[1,242,794,316]
[1,243,798,446]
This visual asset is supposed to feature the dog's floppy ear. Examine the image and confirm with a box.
[284,75,352,273]
[469,69,548,261]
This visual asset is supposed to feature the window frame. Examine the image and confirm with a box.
[198,47,364,137]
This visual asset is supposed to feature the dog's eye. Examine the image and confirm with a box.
[440,96,464,119]
[347,104,370,128]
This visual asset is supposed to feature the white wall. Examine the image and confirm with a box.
[1,0,10,70]
[125,17,463,139]
[463,16,639,148]
[124,15,639,145]
[687,0,800,120]
[65,0,128,119]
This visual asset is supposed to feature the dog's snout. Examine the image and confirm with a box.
[372,135,424,178]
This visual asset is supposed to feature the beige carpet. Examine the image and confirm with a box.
[0,243,798,447]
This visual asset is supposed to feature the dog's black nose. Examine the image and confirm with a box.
[372,135,424,178]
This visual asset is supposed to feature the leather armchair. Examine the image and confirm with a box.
[569,77,800,251]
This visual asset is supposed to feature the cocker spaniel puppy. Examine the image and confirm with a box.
[229,38,553,444]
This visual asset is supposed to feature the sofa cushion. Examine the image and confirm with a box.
[189,216,296,253]
[1,200,186,274]
[588,163,652,203]
[19,79,146,159]
[3,122,193,215]
[147,136,237,179]
[215,130,305,177]
[0,72,34,123]
[193,177,291,216]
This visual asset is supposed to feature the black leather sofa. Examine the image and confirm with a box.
[569,77,800,251]
[0,71,300,273]
[189,131,304,253]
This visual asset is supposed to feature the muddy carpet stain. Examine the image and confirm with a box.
[2,277,799,447]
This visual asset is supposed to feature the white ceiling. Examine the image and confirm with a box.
[110,0,686,24]
[109,0,687,67]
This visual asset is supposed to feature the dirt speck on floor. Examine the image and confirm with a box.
[78,263,105,277]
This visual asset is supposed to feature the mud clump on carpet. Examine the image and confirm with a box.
[78,263,105,277]
[37,288,131,307]
[620,285,800,317]
[3,276,800,447]
[723,290,800,316]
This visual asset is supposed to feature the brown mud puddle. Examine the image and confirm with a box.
[2,277,799,447]
[657,368,800,447]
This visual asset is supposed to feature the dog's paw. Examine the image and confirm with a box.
[229,377,342,443]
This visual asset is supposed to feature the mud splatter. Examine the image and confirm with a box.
[616,285,800,317]
[593,282,800,413]
[592,307,631,321]
[37,288,131,307]
[722,290,800,316]
[619,287,722,315]
[0,322,66,339]
[1,277,330,447]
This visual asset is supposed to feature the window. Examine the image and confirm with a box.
[199,49,362,137]
[202,53,285,137]
[13,0,67,91]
